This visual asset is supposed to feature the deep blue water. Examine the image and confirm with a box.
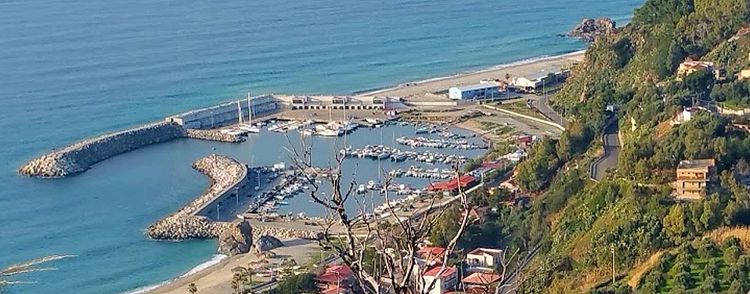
[0,0,643,292]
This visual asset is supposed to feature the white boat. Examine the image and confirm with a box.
[318,128,342,137]
[278,201,289,205]
[240,124,260,133]
[357,184,366,194]
[300,128,315,136]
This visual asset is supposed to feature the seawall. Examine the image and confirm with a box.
[19,123,244,178]
[147,154,247,241]
[19,122,186,178]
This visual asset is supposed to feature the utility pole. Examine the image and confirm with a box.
[611,245,615,285]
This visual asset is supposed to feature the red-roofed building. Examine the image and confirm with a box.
[427,175,477,193]
[418,246,447,262]
[462,272,502,289]
[316,264,354,293]
[420,264,459,294]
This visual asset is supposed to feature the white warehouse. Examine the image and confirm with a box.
[448,83,502,100]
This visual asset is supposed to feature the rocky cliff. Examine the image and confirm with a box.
[568,18,616,42]
[218,220,254,255]
[19,122,186,178]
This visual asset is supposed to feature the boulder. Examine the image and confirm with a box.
[568,18,616,42]
[218,220,253,256]
[253,235,284,253]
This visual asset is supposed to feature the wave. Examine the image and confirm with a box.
[123,254,227,294]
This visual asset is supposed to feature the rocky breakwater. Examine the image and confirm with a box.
[253,225,324,240]
[19,122,186,178]
[186,128,245,143]
[568,17,616,42]
[147,154,253,255]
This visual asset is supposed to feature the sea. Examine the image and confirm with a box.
[0,0,643,293]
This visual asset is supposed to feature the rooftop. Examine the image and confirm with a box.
[677,159,715,170]
[462,272,502,285]
[423,264,457,278]
[467,248,503,256]
[418,246,447,259]
[451,83,501,92]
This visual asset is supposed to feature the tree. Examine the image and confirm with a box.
[286,135,483,293]
[269,273,317,294]
[728,279,745,294]
[187,283,198,294]
[663,205,690,243]
[724,245,741,264]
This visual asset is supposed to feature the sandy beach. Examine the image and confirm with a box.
[146,239,319,294]
[362,50,585,99]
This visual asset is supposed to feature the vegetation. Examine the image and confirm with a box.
[479,0,750,292]
[268,273,317,294]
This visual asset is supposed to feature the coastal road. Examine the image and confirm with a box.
[590,118,620,181]
[531,93,568,128]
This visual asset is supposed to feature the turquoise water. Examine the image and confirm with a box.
[0,0,643,292]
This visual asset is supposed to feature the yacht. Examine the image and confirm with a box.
[318,128,342,137]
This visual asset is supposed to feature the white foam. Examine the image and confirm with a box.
[181,254,227,278]
[123,254,227,294]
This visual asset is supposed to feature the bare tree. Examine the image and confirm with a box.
[284,133,476,294]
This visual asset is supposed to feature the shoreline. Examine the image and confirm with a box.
[357,49,586,97]
[124,49,586,294]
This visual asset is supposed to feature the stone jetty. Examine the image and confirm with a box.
[19,122,243,178]
[19,122,186,178]
[146,154,246,241]
[186,128,245,143]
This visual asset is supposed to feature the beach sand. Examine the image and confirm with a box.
[147,239,319,294]
[362,50,585,99]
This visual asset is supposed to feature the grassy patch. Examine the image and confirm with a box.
[496,101,548,120]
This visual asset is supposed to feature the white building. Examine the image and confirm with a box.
[448,83,502,100]
[465,248,503,272]
[276,95,399,110]
[511,69,570,93]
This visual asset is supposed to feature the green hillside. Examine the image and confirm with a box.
[507,0,750,293]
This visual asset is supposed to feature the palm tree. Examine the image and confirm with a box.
[187,282,197,294]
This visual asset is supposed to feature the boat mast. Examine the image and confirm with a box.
[247,92,253,123]
[237,101,244,125]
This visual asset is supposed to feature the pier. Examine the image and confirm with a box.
[146,154,249,241]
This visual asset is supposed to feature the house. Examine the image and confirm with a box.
[448,83,504,100]
[676,60,718,79]
[511,69,570,93]
[738,69,750,81]
[673,159,715,200]
[426,175,477,194]
[465,248,503,272]
[420,264,459,294]
[316,264,354,293]
[461,207,489,224]
[671,107,700,125]
[461,272,503,292]
[418,246,447,264]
